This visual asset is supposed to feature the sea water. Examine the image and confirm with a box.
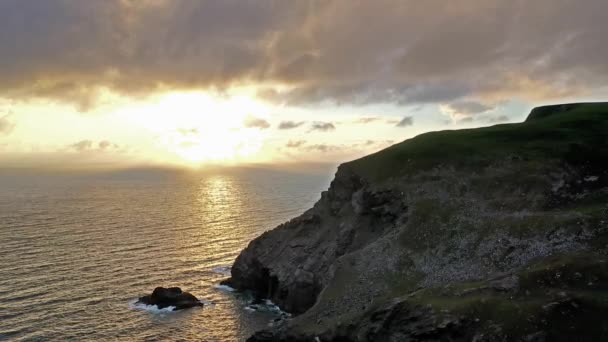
[0,167,332,341]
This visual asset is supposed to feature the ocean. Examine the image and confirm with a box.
[0,167,333,341]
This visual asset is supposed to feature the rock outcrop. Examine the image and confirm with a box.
[137,287,203,310]
[229,103,608,341]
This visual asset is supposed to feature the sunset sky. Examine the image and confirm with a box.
[1,0,607,169]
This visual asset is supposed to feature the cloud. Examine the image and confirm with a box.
[177,128,199,136]
[488,115,510,123]
[244,115,270,129]
[306,144,341,153]
[353,117,381,124]
[286,140,306,148]
[70,140,94,152]
[395,116,413,127]
[1,0,608,108]
[457,117,474,124]
[98,140,120,150]
[278,121,305,130]
[69,139,120,152]
[309,121,335,132]
[99,140,112,150]
[0,115,15,134]
[444,101,494,116]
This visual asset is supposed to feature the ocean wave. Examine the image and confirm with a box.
[213,284,236,292]
[211,265,232,276]
[200,298,215,307]
[129,300,176,313]
[129,298,212,312]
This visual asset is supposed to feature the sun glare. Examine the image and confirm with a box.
[121,91,270,166]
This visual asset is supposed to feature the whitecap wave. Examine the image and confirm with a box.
[129,300,176,313]
[214,284,236,292]
[199,298,215,307]
[129,299,211,312]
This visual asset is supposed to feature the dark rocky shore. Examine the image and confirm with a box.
[227,103,608,341]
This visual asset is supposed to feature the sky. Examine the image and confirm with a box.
[1,0,608,170]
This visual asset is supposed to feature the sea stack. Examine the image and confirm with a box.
[137,287,204,311]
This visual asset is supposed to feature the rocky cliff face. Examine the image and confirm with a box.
[228,103,608,341]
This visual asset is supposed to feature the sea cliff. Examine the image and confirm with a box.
[228,103,608,341]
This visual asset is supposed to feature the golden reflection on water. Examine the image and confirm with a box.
[155,173,280,340]
[0,170,331,341]
[197,175,247,237]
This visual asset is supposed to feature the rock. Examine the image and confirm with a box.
[137,287,203,310]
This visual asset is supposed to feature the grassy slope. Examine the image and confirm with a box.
[348,103,608,183]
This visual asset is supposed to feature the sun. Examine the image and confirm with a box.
[123,90,269,166]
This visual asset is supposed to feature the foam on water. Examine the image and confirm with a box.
[129,300,177,313]
[245,299,291,318]
[129,298,214,312]
[201,298,215,305]
[214,284,236,292]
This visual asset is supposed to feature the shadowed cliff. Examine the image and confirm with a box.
[228,103,608,341]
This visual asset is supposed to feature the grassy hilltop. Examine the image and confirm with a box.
[350,103,608,182]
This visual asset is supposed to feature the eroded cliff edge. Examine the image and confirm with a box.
[228,103,608,341]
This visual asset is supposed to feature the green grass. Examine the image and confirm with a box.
[347,103,608,182]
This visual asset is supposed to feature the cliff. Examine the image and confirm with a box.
[228,103,608,341]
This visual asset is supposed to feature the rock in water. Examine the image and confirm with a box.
[137,287,203,310]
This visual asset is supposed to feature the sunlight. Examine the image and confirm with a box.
[121,91,270,165]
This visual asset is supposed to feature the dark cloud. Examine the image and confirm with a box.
[396,116,414,127]
[458,117,474,124]
[309,121,335,132]
[278,121,305,130]
[257,82,471,106]
[244,116,270,129]
[0,115,15,134]
[1,0,608,108]
[445,101,494,116]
